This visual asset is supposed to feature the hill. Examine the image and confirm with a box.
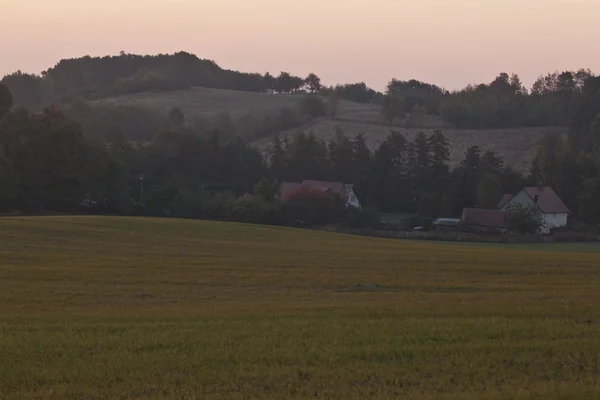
[252,114,566,172]
[94,87,367,122]
[91,87,565,171]
[1,216,599,399]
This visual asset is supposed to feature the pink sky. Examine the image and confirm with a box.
[1,0,598,91]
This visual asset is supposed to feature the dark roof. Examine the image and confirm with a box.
[462,208,506,228]
[523,187,570,214]
[498,194,513,209]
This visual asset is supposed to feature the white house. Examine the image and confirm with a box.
[498,186,570,233]
[281,180,361,208]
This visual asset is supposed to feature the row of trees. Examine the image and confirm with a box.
[382,70,597,130]
[2,78,600,227]
[266,128,526,217]
[1,52,381,113]
[6,51,597,134]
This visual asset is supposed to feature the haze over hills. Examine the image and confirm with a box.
[0,51,593,173]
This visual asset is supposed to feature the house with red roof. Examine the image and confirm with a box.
[498,186,570,233]
[461,208,507,234]
[280,180,361,208]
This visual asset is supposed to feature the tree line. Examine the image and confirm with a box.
[381,70,596,130]
[1,52,380,112]
[4,51,597,135]
[2,75,600,228]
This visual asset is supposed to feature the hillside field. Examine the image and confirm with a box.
[1,216,599,399]
[253,120,566,172]
[93,87,368,121]
[94,87,566,171]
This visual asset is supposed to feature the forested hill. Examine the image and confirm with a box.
[1,51,379,109]
[2,51,597,133]
[43,52,269,98]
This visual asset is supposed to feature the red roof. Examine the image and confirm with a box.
[523,187,570,214]
[301,180,354,195]
[280,180,355,203]
[280,182,302,202]
[498,194,513,209]
[462,208,506,228]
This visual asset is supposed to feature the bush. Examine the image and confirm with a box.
[232,194,281,224]
[340,207,380,229]
[299,95,326,118]
[206,192,235,220]
[283,187,336,226]
[504,203,545,234]
[171,190,206,219]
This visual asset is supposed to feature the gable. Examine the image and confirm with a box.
[523,187,570,214]
[501,190,535,210]
[502,187,570,215]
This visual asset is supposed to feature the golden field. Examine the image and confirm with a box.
[1,216,599,399]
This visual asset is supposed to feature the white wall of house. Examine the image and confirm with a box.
[501,190,568,233]
[542,213,568,232]
[345,189,361,208]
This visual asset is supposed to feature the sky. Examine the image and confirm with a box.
[1,0,598,91]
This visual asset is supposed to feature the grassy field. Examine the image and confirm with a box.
[2,216,599,399]
[94,87,367,121]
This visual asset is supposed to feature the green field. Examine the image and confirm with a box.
[1,217,599,399]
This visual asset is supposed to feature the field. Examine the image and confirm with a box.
[252,119,566,172]
[95,87,566,172]
[1,216,600,399]
[94,87,367,121]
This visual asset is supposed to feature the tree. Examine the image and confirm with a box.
[305,73,322,94]
[168,106,185,130]
[381,93,404,125]
[328,127,355,183]
[275,72,293,93]
[0,84,12,120]
[286,132,329,182]
[267,133,288,180]
[1,72,44,111]
[253,178,279,202]
[406,104,426,128]
[480,150,504,173]
[504,203,545,234]
[428,130,450,196]
[283,187,336,226]
[263,72,276,93]
[299,95,326,118]
[232,193,275,224]
[348,133,372,204]
[461,145,481,173]
[453,145,482,212]
[440,101,471,128]
[327,91,339,119]
[409,131,431,195]
[476,172,503,208]
[370,133,411,212]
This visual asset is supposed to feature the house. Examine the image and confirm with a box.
[461,208,507,234]
[498,186,570,233]
[280,180,361,208]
